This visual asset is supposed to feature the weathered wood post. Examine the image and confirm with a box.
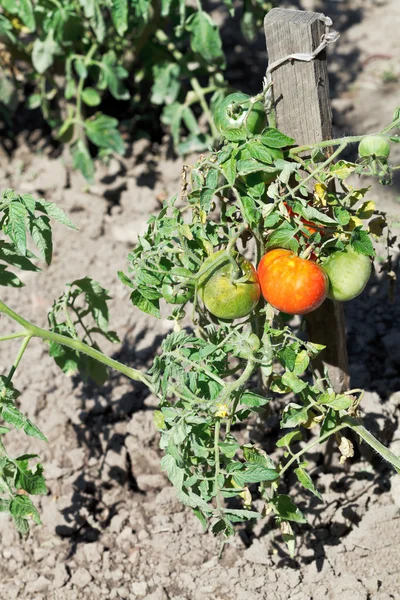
[264,8,349,393]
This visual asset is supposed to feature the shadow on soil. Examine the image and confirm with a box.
[53,327,164,554]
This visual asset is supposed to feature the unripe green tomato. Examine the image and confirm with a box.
[358,135,391,159]
[161,282,192,305]
[237,333,261,359]
[198,251,261,320]
[322,247,372,301]
[213,93,266,137]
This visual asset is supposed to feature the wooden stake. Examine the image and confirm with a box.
[264,8,349,392]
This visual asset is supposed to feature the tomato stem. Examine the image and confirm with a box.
[0,299,154,391]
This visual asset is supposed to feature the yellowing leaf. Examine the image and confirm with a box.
[347,216,363,230]
[313,183,327,206]
[346,185,371,207]
[330,161,357,180]
[239,487,252,507]
[356,201,376,220]
[179,224,193,240]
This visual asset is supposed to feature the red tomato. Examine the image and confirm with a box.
[257,249,328,315]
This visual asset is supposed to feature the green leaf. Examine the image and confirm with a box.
[74,58,88,79]
[243,445,275,469]
[151,63,180,105]
[92,1,106,41]
[0,266,24,288]
[270,494,307,523]
[186,12,224,64]
[233,464,278,486]
[130,289,160,318]
[86,114,125,155]
[293,350,310,375]
[241,195,259,227]
[281,371,307,394]
[29,215,52,265]
[82,87,101,107]
[71,140,95,182]
[35,199,76,230]
[237,158,278,176]
[222,129,248,142]
[276,430,302,448]
[294,467,322,500]
[260,128,295,149]
[334,207,351,226]
[320,408,337,436]
[278,346,297,371]
[15,460,47,495]
[49,341,80,375]
[240,392,270,408]
[248,142,280,164]
[1,402,48,442]
[7,200,27,255]
[281,404,310,429]
[99,51,129,100]
[350,229,375,256]
[219,440,240,459]
[320,392,353,411]
[293,202,337,225]
[265,223,299,253]
[32,32,58,74]
[18,0,35,30]
[181,106,200,135]
[10,494,41,524]
[225,509,261,522]
[110,0,128,35]
[220,156,236,186]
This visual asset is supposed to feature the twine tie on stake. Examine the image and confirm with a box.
[263,15,340,109]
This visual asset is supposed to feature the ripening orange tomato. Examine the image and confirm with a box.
[257,249,328,315]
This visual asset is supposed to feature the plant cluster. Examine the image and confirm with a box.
[0,90,399,553]
[0,0,274,180]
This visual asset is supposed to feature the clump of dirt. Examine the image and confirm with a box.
[0,1,399,598]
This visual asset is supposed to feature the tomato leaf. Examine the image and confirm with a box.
[270,494,307,523]
[350,229,375,256]
[265,223,299,253]
[276,430,303,448]
[294,467,322,500]
[186,12,224,64]
[260,128,295,148]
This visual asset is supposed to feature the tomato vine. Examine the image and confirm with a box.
[0,93,399,552]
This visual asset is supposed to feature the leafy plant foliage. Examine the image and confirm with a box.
[0,0,275,179]
[0,96,399,547]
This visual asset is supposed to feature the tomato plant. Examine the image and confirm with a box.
[0,1,276,180]
[257,249,328,314]
[0,88,399,554]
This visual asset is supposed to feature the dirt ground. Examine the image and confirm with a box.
[0,0,399,599]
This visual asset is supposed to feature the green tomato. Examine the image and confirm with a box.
[358,135,391,159]
[236,333,261,359]
[198,250,261,320]
[322,247,372,301]
[213,93,266,137]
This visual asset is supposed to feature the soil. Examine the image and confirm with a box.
[0,1,400,599]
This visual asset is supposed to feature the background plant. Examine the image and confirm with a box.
[0,93,399,550]
[0,0,274,181]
